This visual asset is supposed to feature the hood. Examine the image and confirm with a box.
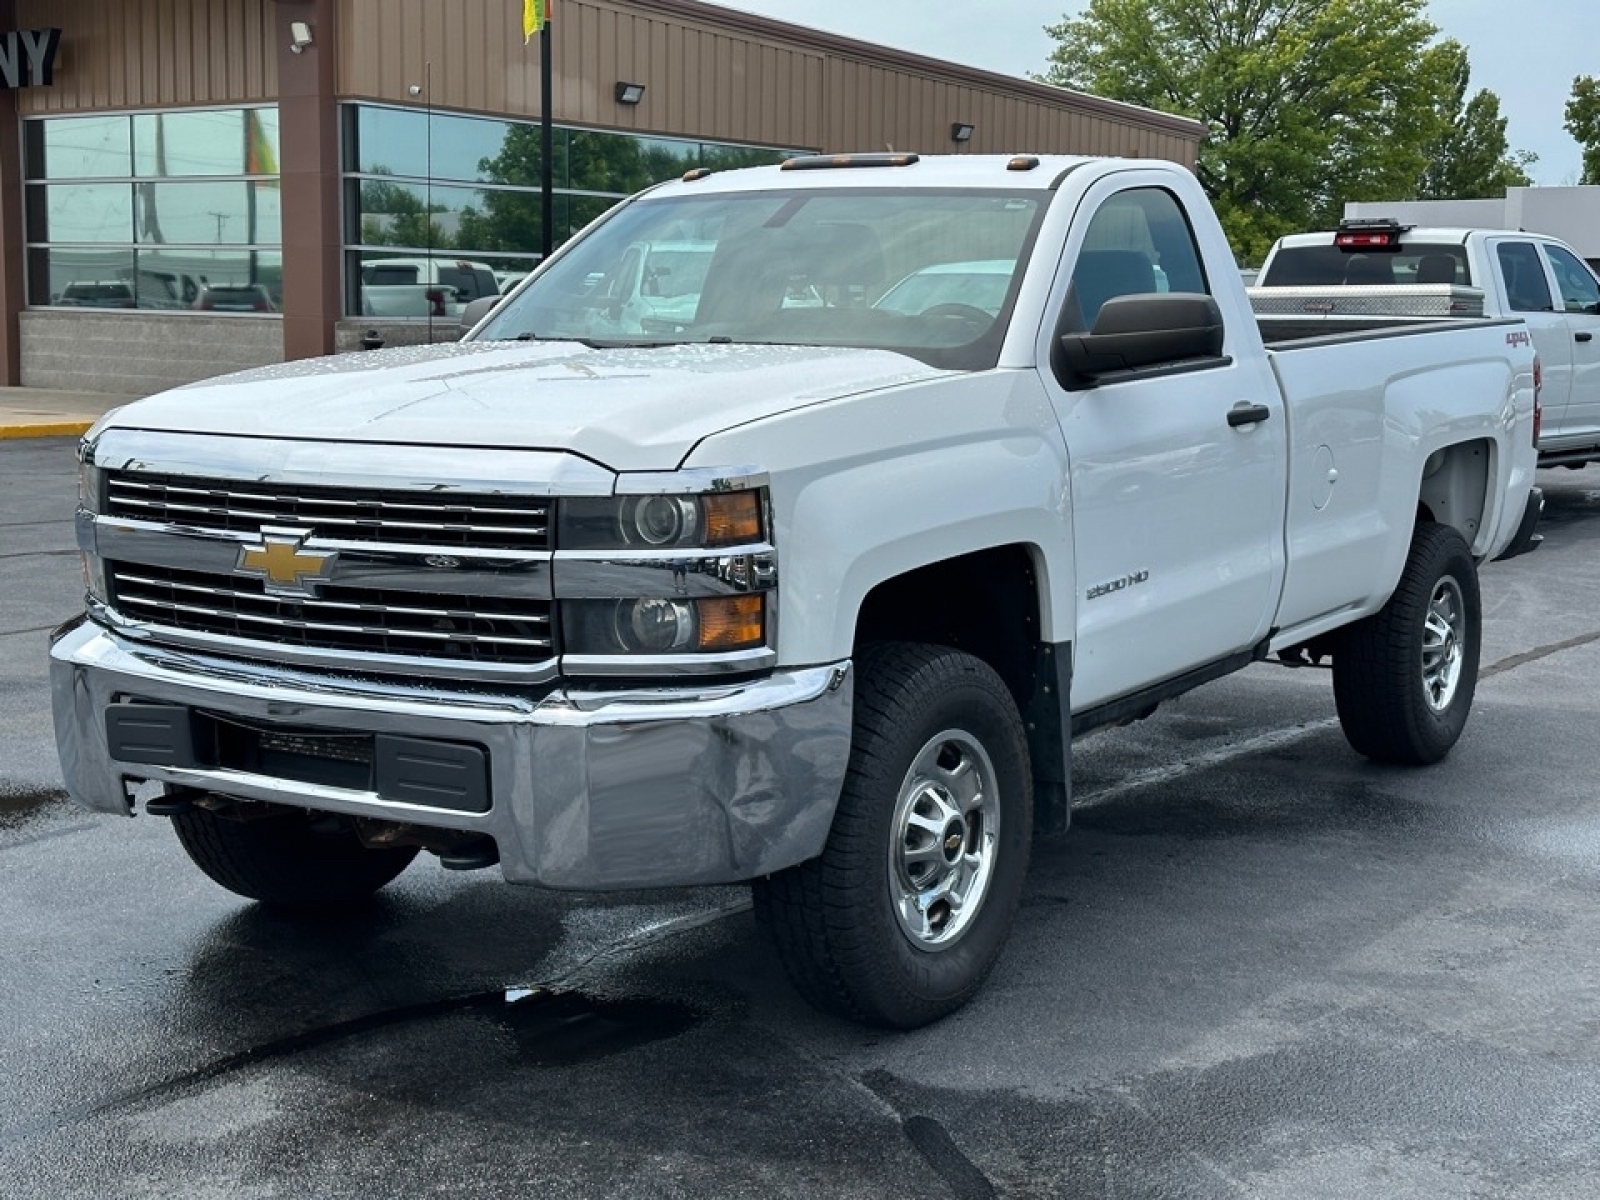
[104,340,948,472]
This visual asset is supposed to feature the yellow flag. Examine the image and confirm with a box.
[523,0,550,42]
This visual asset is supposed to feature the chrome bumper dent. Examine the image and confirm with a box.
[50,619,852,889]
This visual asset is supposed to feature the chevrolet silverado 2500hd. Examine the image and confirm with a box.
[1254,218,1600,468]
[52,154,1542,1028]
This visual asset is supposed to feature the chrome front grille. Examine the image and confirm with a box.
[105,472,550,551]
[108,563,553,665]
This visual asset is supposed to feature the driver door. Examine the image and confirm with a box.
[1037,175,1288,711]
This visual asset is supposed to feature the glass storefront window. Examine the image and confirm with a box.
[353,106,515,184]
[24,108,282,315]
[24,115,132,180]
[139,181,281,245]
[342,102,804,318]
[133,109,280,177]
[27,247,282,312]
[26,183,133,242]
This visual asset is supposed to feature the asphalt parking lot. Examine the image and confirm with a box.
[4,435,1600,1199]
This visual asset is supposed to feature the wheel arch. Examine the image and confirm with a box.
[853,544,1071,833]
[1415,437,1496,554]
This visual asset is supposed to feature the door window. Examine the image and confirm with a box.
[1543,244,1600,314]
[1068,187,1210,330]
[1496,241,1554,313]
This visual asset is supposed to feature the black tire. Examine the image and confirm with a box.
[1333,522,1481,765]
[170,805,419,909]
[753,643,1033,1028]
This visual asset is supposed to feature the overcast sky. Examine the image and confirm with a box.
[706,0,1589,186]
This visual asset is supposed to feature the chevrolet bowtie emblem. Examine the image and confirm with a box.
[237,531,336,597]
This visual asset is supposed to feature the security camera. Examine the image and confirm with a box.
[290,21,313,53]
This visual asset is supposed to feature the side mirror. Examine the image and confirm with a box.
[459,295,501,333]
[1059,293,1225,384]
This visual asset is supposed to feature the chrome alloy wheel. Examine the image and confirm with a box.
[1422,575,1466,712]
[888,729,1001,950]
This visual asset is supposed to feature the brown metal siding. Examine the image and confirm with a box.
[8,0,1196,159]
[334,0,1199,165]
[13,0,277,113]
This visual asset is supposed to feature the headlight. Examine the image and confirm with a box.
[558,490,763,550]
[77,452,106,604]
[563,595,766,656]
[77,457,103,515]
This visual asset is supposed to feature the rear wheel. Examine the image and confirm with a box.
[754,643,1032,1028]
[1333,523,1481,765]
[171,804,419,909]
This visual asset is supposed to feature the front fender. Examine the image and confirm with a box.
[685,370,1076,665]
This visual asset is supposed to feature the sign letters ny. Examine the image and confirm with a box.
[0,28,62,90]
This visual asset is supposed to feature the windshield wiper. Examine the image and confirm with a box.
[510,332,605,349]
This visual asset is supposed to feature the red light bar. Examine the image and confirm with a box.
[1334,230,1400,249]
[1333,218,1409,252]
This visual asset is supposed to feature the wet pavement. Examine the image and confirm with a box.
[4,439,1600,1198]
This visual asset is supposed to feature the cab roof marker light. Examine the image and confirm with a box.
[780,152,921,171]
[682,167,713,182]
[1007,155,1040,171]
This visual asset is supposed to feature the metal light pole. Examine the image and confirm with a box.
[540,20,553,262]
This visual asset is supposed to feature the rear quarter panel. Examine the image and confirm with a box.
[1267,320,1537,641]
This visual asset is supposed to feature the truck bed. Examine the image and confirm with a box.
[1256,313,1515,348]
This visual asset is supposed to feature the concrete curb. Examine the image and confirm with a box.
[0,420,94,440]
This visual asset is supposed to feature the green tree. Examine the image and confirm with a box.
[453,126,793,256]
[359,170,452,249]
[1565,75,1600,185]
[1043,0,1459,262]
[1416,41,1534,199]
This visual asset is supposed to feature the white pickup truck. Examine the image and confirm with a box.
[1254,219,1600,469]
[52,154,1541,1028]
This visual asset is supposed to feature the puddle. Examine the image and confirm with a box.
[0,788,69,829]
[497,987,701,1066]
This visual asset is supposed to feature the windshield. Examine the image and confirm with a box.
[476,188,1046,370]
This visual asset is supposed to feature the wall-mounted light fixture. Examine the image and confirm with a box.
[951,122,975,143]
[614,81,646,105]
[289,21,314,53]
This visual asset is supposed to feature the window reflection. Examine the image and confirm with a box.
[25,108,282,315]
[27,183,132,242]
[27,248,281,311]
[133,110,280,177]
[355,178,494,247]
[25,115,131,180]
[343,103,801,317]
[139,182,281,244]
[354,106,515,184]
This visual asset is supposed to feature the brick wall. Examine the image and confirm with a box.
[19,312,285,393]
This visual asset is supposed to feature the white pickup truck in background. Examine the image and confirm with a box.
[1253,220,1600,469]
[53,155,1541,1028]
[359,256,501,319]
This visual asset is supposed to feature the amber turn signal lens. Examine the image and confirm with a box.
[695,595,764,650]
[702,491,762,546]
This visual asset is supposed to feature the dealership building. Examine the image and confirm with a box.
[0,0,1205,394]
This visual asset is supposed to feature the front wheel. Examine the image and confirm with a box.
[171,804,420,910]
[753,643,1033,1028]
[1333,523,1481,765]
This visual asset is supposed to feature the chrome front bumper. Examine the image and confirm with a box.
[51,619,852,889]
